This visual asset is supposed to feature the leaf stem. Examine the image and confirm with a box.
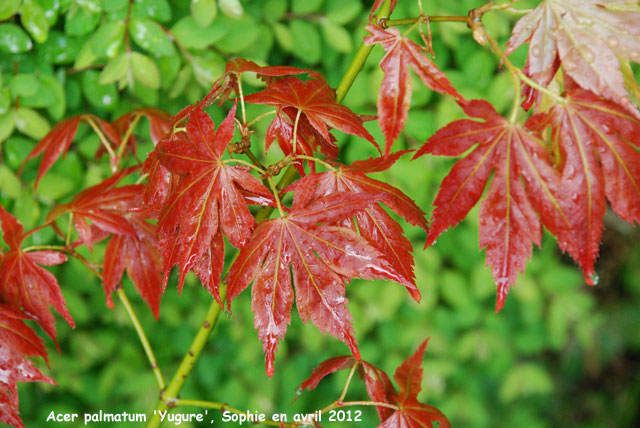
[85,117,118,172]
[294,155,336,171]
[267,177,285,217]
[384,15,468,26]
[65,213,73,247]
[145,301,223,428]
[237,77,248,125]
[338,362,358,402]
[335,0,393,103]
[246,110,276,128]
[116,288,165,390]
[291,109,302,155]
[21,245,67,252]
[116,113,142,165]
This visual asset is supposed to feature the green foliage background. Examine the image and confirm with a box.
[1,0,639,427]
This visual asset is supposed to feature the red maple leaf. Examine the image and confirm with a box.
[377,340,449,428]
[285,152,428,300]
[226,58,316,82]
[364,25,463,154]
[0,207,74,342]
[414,99,572,311]
[526,87,640,283]
[244,76,379,163]
[19,115,121,188]
[154,104,274,301]
[225,192,403,376]
[506,0,640,116]
[369,0,398,21]
[107,108,172,158]
[0,344,55,428]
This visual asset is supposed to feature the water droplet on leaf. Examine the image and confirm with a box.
[591,272,599,285]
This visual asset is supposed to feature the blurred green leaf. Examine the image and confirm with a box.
[19,0,50,43]
[38,31,81,64]
[0,0,21,20]
[290,19,321,64]
[171,16,228,50]
[132,0,172,22]
[82,69,119,111]
[191,0,217,28]
[218,0,243,18]
[263,0,287,22]
[0,23,34,53]
[321,22,353,53]
[64,2,101,36]
[0,110,15,142]
[131,52,160,89]
[272,22,293,52]
[99,52,130,85]
[326,0,361,24]
[169,64,192,99]
[0,164,22,199]
[129,18,175,56]
[10,74,39,98]
[215,15,260,53]
[500,364,554,402]
[14,106,50,139]
[90,21,125,58]
[191,53,225,88]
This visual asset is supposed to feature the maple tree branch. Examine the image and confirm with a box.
[146,301,223,428]
[116,288,166,390]
[335,0,393,103]
[175,400,300,428]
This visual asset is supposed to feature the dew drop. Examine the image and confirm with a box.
[582,47,595,64]
[607,36,619,48]
[565,164,575,178]
[571,192,579,201]
[564,60,577,72]
[531,45,542,57]
[591,272,600,285]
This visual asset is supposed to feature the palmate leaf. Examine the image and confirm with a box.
[415,99,572,311]
[225,192,403,376]
[0,206,74,342]
[153,104,274,301]
[46,168,163,316]
[364,25,463,154]
[286,152,428,301]
[244,76,379,165]
[527,87,640,283]
[506,0,640,116]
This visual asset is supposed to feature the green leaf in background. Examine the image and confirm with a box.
[0,24,34,53]
[191,0,217,28]
[263,0,286,22]
[218,0,243,18]
[39,31,82,64]
[191,53,225,88]
[0,87,10,115]
[292,0,323,15]
[326,0,361,25]
[215,15,259,53]
[43,74,66,119]
[272,23,293,52]
[129,18,175,57]
[90,21,125,58]
[0,164,22,199]
[321,21,353,53]
[168,64,192,99]
[132,0,172,23]
[73,38,98,68]
[82,70,119,111]
[171,16,228,50]
[64,2,101,36]
[14,107,51,139]
[101,0,129,13]
[0,110,15,142]
[0,0,21,20]
[10,74,40,98]
[99,52,130,85]
[500,364,554,402]
[20,74,62,109]
[131,52,160,89]
[19,0,50,43]
[290,19,321,64]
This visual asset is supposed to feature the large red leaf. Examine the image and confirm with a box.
[0,207,74,342]
[244,77,379,160]
[226,192,402,376]
[506,0,640,116]
[377,340,449,428]
[414,99,572,311]
[364,25,463,154]
[527,88,640,283]
[19,115,121,188]
[286,154,428,301]
[0,305,47,362]
[154,105,274,300]
[0,344,55,428]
